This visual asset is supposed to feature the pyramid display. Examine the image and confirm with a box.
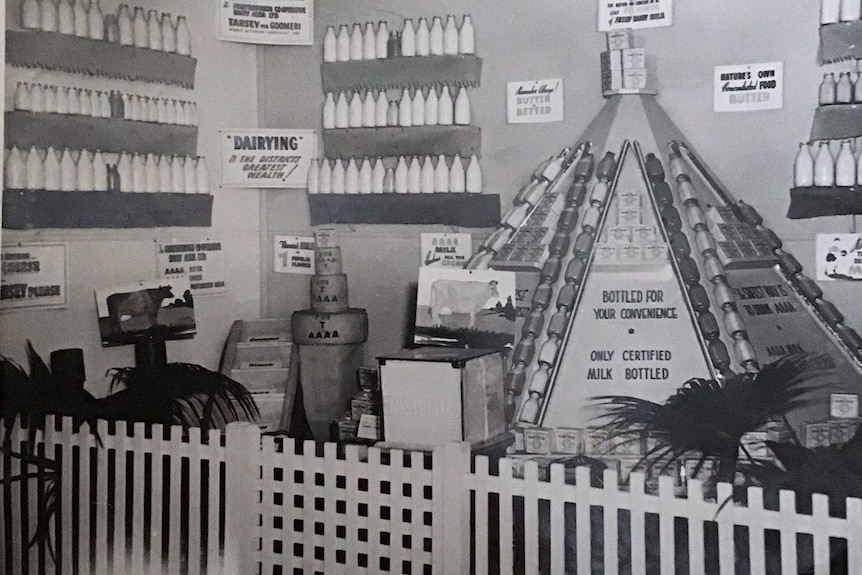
[466,93,862,445]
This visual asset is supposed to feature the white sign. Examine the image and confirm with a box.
[816,233,862,281]
[714,61,784,112]
[1,243,67,311]
[507,78,564,124]
[220,129,316,188]
[157,240,226,294]
[218,0,313,45]
[274,235,315,275]
[421,233,472,268]
[598,0,673,31]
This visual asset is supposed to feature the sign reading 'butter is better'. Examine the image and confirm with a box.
[507,78,564,124]
[714,62,784,112]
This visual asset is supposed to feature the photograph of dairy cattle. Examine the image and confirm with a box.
[95,279,196,346]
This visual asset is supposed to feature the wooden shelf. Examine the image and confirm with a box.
[308,193,500,227]
[810,104,862,141]
[321,55,482,93]
[819,20,862,65]
[3,190,212,229]
[603,87,658,97]
[787,186,862,219]
[322,125,481,159]
[6,30,196,88]
[6,111,198,157]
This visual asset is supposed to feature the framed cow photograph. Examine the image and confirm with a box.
[95,278,196,347]
[414,268,517,349]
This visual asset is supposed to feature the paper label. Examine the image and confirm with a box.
[157,241,226,294]
[714,62,784,112]
[1,243,67,311]
[506,78,564,124]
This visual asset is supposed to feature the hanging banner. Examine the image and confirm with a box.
[274,235,316,275]
[420,233,472,268]
[598,0,673,31]
[1,243,67,311]
[506,78,564,124]
[218,0,313,45]
[816,233,862,281]
[714,61,784,112]
[157,240,226,294]
[220,129,316,188]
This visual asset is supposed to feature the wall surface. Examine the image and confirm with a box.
[2,0,261,396]
[260,1,862,363]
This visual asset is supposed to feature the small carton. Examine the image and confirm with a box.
[622,48,646,70]
[606,29,633,51]
[829,420,855,445]
[830,393,859,419]
[623,68,649,90]
[607,226,632,244]
[618,206,642,225]
[513,428,525,452]
[617,191,641,209]
[601,69,623,92]
[524,427,556,454]
[619,244,643,263]
[642,244,667,262]
[739,431,770,459]
[554,428,582,454]
[805,423,832,448]
[593,244,618,263]
[583,428,609,454]
[632,225,657,243]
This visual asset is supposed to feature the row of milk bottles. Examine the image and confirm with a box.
[20,0,191,55]
[324,86,470,129]
[818,71,862,105]
[13,82,198,125]
[5,145,209,193]
[821,0,862,23]
[793,139,862,187]
[323,15,474,62]
[307,154,481,194]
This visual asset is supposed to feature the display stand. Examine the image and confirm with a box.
[818,20,862,64]
[133,333,168,367]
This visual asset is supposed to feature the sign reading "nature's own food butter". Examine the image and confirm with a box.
[218,0,313,45]
[220,129,316,188]
[714,61,784,112]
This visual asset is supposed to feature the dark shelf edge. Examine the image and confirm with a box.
[308,193,500,227]
[5,111,199,157]
[321,55,482,92]
[819,20,862,64]
[3,189,213,229]
[322,125,481,159]
[6,30,196,88]
[788,186,862,219]
[810,104,862,141]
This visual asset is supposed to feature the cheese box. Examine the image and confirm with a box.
[623,68,649,90]
[830,393,859,419]
[378,347,506,446]
[805,423,832,448]
[622,48,646,70]
[554,428,582,454]
[606,29,633,51]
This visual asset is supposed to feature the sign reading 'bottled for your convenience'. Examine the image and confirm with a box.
[506,78,564,124]
[714,62,784,112]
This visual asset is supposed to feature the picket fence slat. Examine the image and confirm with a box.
[602,469,620,575]
[132,423,147,573]
[813,493,830,575]
[474,456,490,575]
[549,464,565,575]
[630,472,647,574]
[149,424,164,575]
[574,466,591,575]
[187,426,203,575]
[409,450,426,575]
[523,460,539,575]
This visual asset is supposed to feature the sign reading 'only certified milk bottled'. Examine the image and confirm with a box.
[714,62,784,113]
[506,78,564,124]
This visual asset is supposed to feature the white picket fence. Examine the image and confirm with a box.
[3,417,861,574]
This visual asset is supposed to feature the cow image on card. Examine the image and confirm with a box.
[95,278,196,347]
[414,268,516,349]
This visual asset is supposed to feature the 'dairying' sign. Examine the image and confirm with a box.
[220,129,316,188]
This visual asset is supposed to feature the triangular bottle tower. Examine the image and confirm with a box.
[467,93,862,440]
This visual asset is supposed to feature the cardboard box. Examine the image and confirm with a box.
[623,68,649,90]
[554,428,582,454]
[601,69,623,92]
[622,48,646,70]
[524,428,556,454]
[606,29,633,51]
[805,423,832,448]
[830,393,859,419]
[378,347,506,446]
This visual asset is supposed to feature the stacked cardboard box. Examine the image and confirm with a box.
[600,30,653,93]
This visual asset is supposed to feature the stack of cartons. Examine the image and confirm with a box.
[600,30,653,93]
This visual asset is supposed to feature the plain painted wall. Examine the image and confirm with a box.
[1,0,261,397]
[260,1,862,363]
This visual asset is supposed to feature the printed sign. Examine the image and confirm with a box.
[816,233,862,281]
[420,233,472,268]
[598,0,673,31]
[507,78,564,124]
[274,235,316,275]
[220,129,316,188]
[218,0,313,45]
[714,61,784,112]
[95,278,195,347]
[157,241,226,294]
[1,243,67,311]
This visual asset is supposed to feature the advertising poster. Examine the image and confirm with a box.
[0,243,67,311]
[157,241,226,294]
[420,233,472,268]
[598,0,673,31]
[95,278,195,347]
[816,233,862,281]
[220,129,316,188]
[274,235,316,275]
[714,61,784,112]
[506,78,564,124]
[218,0,313,45]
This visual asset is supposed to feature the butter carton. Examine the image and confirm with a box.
[830,393,859,419]
[607,226,632,244]
[524,427,556,454]
[805,423,832,448]
[606,29,633,51]
[623,68,649,90]
[554,428,582,454]
[622,48,646,70]
[600,50,623,72]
